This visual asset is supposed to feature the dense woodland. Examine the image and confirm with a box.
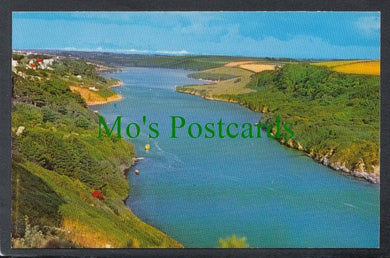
[219,63,379,174]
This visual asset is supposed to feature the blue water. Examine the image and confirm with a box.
[94,67,379,248]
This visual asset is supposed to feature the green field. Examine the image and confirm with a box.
[177,66,256,97]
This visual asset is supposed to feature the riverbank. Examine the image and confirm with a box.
[176,65,380,184]
[122,157,145,204]
[102,67,378,248]
[109,80,123,88]
[279,137,380,183]
[176,88,239,103]
[69,84,123,106]
[11,54,183,248]
[87,94,123,106]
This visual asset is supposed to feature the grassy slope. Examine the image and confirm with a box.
[177,66,256,97]
[11,55,182,248]
[176,60,282,97]
[23,161,181,248]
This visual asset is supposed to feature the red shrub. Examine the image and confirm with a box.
[91,190,105,200]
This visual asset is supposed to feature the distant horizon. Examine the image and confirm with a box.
[13,12,380,59]
[12,48,380,61]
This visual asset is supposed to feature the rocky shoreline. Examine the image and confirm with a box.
[109,80,123,88]
[276,125,380,184]
[176,89,238,104]
[122,157,145,204]
[311,153,380,184]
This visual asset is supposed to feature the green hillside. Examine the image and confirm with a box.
[11,53,182,248]
[178,63,380,181]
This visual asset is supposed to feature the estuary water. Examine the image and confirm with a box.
[94,67,379,248]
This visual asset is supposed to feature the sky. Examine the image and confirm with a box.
[12,12,380,59]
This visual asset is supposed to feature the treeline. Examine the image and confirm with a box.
[33,50,287,71]
[51,58,100,78]
[220,63,379,174]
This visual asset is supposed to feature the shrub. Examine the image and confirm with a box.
[218,234,249,248]
[41,106,56,123]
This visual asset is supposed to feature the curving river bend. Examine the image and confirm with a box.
[94,67,379,248]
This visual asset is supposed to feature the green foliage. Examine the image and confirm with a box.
[12,103,43,126]
[12,53,25,61]
[60,51,281,71]
[188,72,238,81]
[75,115,92,129]
[52,58,99,77]
[11,216,75,248]
[221,63,380,173]
[96,88,116,98]
[16,127,133,197]
[41,106,57,122]
[27,54,52,60]
[14,216,46,248]
[218,235,249,248]
[24,162,181,247]
[96,54,256,70]
[11,162,64,238]
[11,53,182,248]
[177,66,255,96]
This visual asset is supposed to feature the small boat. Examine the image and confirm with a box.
[145,144,150,151]
[135,169,140,175]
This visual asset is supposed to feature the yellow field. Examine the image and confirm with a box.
[332,61,380,75]
[69,86,122,105]
[225,61,276,73]
[313,60,380,75]
[313,60,362,67]
[239,64,276,73]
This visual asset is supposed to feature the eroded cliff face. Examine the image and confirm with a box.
[277,137,380,184]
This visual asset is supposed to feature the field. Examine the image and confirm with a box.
[177,66,255,97]
[225,60,277,73]
[313,60,380,75]
[177,62,278,97]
